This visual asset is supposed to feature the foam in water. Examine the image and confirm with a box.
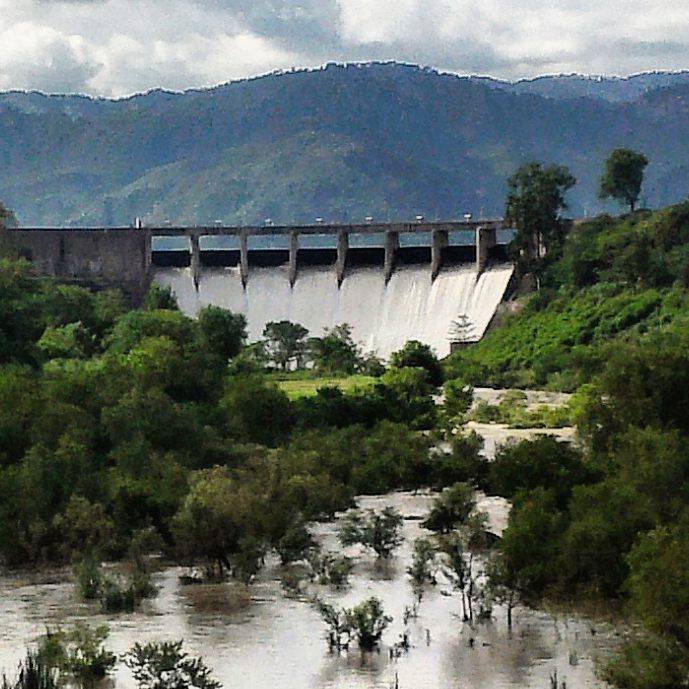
[154,264,514,358]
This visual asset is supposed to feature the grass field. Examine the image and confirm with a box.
[273,374,376,399]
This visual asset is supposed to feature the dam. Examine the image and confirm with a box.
[8,220,514,358]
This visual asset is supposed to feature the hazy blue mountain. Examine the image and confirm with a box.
[472,71,689,102]
[1,62,688,227]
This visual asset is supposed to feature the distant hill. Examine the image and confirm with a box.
[1,62,689,227]
[472,71,689,102]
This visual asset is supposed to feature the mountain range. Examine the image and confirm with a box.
[2,62,689,227]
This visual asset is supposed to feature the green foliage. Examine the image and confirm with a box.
[37,323,91,361]
[276,520,316,566]
[220,375,293,446]
[407,537,437,587]
[446,202,689,391]
[430,431,487,489]
[262,321,309,370]
[498,488,567,600]
[422,482,476,534]
[197,306,247,362]
[53,496,116,562]
[505,161,576,280]
[1,651,60,689]
[624,515,689,644]
[389,340,443,387]
[124,641,221,689]
[73,553,103,600]
[488,437,596,508]
[599,635,689,689]
[143,285,178,311]
[345,598,392,650]
[441,379,474,421]
[39,624,116,688]
[171,466,261,581]
[316,601,352,650]
[99,576,137,613]
[308,551,354,588]
[599,148,649,213]
[308,324,360,375]
[436,508,492,622]
[338,507,404,558]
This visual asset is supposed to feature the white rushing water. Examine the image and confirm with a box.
[154,263,514,358]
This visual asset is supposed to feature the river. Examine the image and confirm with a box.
[0,488,613,689]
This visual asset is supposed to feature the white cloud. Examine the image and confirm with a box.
[1,0,689,96]
[0,0,302,96]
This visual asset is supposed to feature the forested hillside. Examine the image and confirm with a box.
[446,202,689,390]
[3,62,689,227]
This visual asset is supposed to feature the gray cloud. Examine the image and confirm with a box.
[2,0,689,96]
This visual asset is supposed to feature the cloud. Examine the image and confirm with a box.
[2,0,689,96]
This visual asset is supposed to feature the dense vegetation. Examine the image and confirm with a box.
[445,185,689,684]
[446,201,689,389]
[0,255,465,576]
[4,145,689,685]
[5,63,689,226]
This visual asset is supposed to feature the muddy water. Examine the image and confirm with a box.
[0,491,613,689]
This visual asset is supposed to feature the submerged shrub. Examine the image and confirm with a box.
[1,652,60,689]
[124,641,221,689]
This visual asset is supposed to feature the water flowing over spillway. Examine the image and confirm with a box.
[154,264,514,358]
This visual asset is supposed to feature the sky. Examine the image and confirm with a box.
[1,0,688,97]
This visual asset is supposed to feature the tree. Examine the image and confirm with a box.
[376,366,437,428]
[345,598,392,650]
[197,306,246,362]
[338,507,403,558]
[407,537,437,587]
[422,482,476,534]
[448,314,476,344]
[262,320,309,370]
[171,466,262,580]
[488,437,595,509]
[505,162,576,285]
[599,514,689,688]
[220,374,293,446]
[124,641,221,689]
[390,340,443,387]
[275,519,316,566]
[39,623,116,688]
[437,511,491,622]
[498,488,566,600]
[599,148,649,213]
[317,601,352,650]
[0,202,17,230]
[143,285,178,311]
[308,324,360,374]
[486,550,520,629]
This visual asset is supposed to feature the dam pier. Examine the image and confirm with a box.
[8,220,514,357]
[8,220,507,299]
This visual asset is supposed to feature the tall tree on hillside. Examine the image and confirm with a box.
[262,320,309,370]
[599,148,649,213]
[505,162,576,286]
[0,202,17,256]
[0,202,17,229]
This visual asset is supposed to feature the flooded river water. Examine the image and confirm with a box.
[0,489,614,689]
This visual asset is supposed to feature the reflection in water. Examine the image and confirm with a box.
[0,492,611,689]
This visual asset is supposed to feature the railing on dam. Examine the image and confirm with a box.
[149,220,510,287]
[6,220,512,301]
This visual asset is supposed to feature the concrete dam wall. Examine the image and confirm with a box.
[155,263,513,358]
[9,220,514,358]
